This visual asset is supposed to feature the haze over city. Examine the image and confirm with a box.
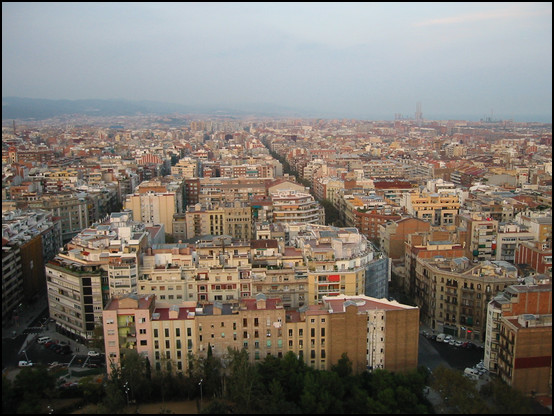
[2,2,552,122]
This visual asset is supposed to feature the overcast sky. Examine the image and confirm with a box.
[2,2,552,121]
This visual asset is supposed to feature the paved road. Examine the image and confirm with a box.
[419,334,484,371]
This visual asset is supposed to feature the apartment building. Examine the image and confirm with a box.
[103,293,419,376]
[457,213,498,261]
[171,157,199,178]
[414,256,519,341]
[2,209,63,322]
[495,223,535,262]
[403,230,465,297]
[180,201,252,241]
[46,257,104,342]
[45,212,151,341]
[2,242,22,325]
[379,217,431,260]
[514,240,552,277]
[124,191,178,235]
[287,224,387,302]
[250,267,308,309]
[485,283,552,375]
[402,190,460,227]
[515,212,552,243]
[497,313,552,397]
[24,192,90,243]
[271,190,325,225]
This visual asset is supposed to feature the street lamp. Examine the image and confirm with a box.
[124,381,130,406]
[198,378,203,409]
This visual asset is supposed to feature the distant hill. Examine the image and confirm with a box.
[1,97,307,120]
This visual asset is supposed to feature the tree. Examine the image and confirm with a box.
[479,377,536,414]
[120,349,151,403]
[2,375,17,414]
[224,347,260,413]
[331,352,352,378]
[431,365,488,413]
[200,344,223,399]
[90,324,105,351]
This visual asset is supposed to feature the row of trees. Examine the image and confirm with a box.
[3,348,540,414]
[101,348,434,414]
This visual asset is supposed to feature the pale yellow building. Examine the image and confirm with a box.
[403,191,460,226]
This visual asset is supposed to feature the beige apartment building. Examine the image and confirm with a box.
[46,258,104,342]
[251,267,308,309]
[270,190,325,225]
[402,191,460,227]
[180,201,252,241]
[103,293,419,377]
[414,256,519,341]
[124,191,178,235]
[456,213,498,261]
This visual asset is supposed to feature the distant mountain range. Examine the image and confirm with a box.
[1,97,307,120]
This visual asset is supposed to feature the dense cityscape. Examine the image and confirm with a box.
[3,2,552,414]
[1,109,551,413]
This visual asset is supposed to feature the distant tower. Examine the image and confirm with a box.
[415,102,423,126]
[13,120,16,135]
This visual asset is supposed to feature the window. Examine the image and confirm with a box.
[176,328,180,336]
[289,329,293,337]
[299,329,303,336]
[139,329,146,335]
[176,340,181,349]
[165,328,169,337]
[165,340,170,349]
[140,340,147,346]
[321,328,325,337]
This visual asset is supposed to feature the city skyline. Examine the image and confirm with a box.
[2,2,552,122]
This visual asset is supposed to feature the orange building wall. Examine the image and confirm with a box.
[384,308,420,372]
[329,305,367,374]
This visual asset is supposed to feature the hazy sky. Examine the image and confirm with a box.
[2,2,552,121]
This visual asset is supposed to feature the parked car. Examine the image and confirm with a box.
[436,333,446,342]
[443,335,453,343]
[454,340,463,347]
[464,367,479,380]
[87,350,100,357]
[18,360,33,367]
